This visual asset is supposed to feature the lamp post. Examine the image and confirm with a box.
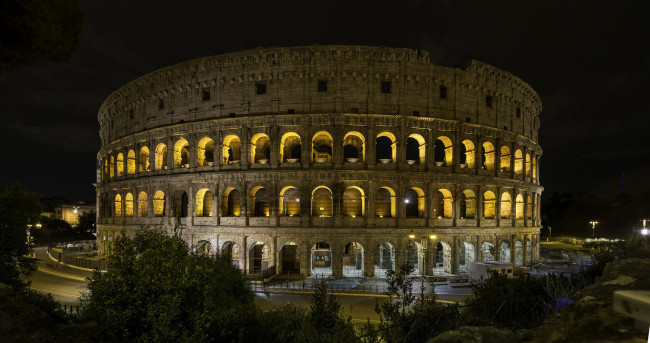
[548,226,552,239]
[589,221,598,238]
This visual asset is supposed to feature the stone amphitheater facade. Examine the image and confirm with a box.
[96,45,543,278]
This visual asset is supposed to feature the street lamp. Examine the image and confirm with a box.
[641,219,648,236]
[589,221,598,238]
[548,226,552,239]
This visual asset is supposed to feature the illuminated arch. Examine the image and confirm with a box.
[173,138,190,168]
[250,186,270,216]
[116,153,124,176]
[279,186,300,216]
[500,192,512,219]
[250,133,270,164]
[483,191,496,219]
[124,193,133,216]
[109,155,115,178]
[481,142,495,171]
[500,146,511,172]
[195,188,213,217]
[222,187,241,217]
[405,187,425,217]
[532,156,537,179]
[137,191,148,217]
[103,159,108,180]
[342,242,365,277]
[222,135,241,165]
[114,194,122,216]
[525,153,531,177]
[375,187,396,218]
[153,190,165,217]
[515,194,524,219]
[434,136,453,166]
[280,132,302,163]
[376,131,396,163]
[342,186,365,217]
[312,131,333,162]
[460,190,476,219]
[406,133,426,164]
[197,137,215,166]
[514,149,523,175]
[460,139,475,168]
[433,189,453,219]
[139,146,150,172]
[526,195,533,220]
[343,131,365,162]
[311,186,333,217]
[154,143,167,170]
[127,150,136,174]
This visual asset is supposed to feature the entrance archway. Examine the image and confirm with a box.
[279,242,299,274]
[405,242,423,275]
[374,242,395,277]
[249,242,270,275]
[222,241,240,267]
[515,240,523,266]
[481,242,495,261]
[342,242,364,277]
[434,242,452,274]
[500,241,511,262]
[311,242,332,277]
[459,242,475,273]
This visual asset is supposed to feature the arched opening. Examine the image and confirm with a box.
[127,150,136,174]
[342,187,364,217]
[311,242,332,277]
[481,242,495,261]
[532,156,537,179]
[250,187,270,217]
[343,242,364,277]
[173,138,190,168]
[279,242,300,274]
[500,241,511,262]
[515,240,523,266]
[249,242,270,275]
[154,143,167,170]
[376,132,396,163]
[433,189,453,218]
[280,132,301,163]
[175,192,188,218]
[459,190,476,219]
[406,134,426,164]
[434,242,452,274]
[116,153,124,176]
[195,240,212,256]
[222,188,241,217]
[374,242,395,276]
[459,242,475,274]
[500,146,511,172]
[405,242,423,275]
[375,187,395,218]
[279,186,300,216]
[222,241,240,267]
[405,187,425,217]
[153,190,165,217]
[481,142,495,171]
[139,146,150,172]
[103,159,108,180]
[483,191,496,219]
[124,193,133,216]
[434,136,453,166]
[526,240,532,264]
[137,191,148,217]
[311,186,332,217]
[514,149,523,175]
[250,133,271,164]
[525,153,531,177]
[222,135,241,165]
[114,194,122,216]
[195,188,213,217]
[501,192,512,219]
[515,194,524,220]
[460,140,475,168]
[109,156,115,178]
[197,137,215,166]
[526,195,533,221]
[312,131,333,162]
[343,131,365,162]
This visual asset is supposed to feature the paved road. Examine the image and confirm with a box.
[30,268,88,306]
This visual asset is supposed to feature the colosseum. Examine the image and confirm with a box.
[96,45,542,278]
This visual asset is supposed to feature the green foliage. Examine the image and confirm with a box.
[82,227,256,342]
[0,0,84,73]
[22,289,81,324]
[370,264,461,343]
[0,182,40,290]
[75,210,96,234]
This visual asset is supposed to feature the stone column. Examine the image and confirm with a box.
[242,236,249,274]
[510,235,516,264]
[270,126,279,169]
[364,247,375,277]
[367,126,376,169]
[450,236,459,275]
[475,235,481,262]
[495,186,501,227]
[522,234,528,266]
[332,244,343,279]
[241,128,249,169]
[300,243,310,276]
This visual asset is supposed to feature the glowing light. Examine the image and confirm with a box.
[404,199,410,204]
[429,234,437,239]
[642,228,648,236]
[408,230,415,239]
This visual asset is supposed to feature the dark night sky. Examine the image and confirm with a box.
[1,0,649,201]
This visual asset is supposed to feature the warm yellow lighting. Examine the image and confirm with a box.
[36,223,42,228]
[429,234,437,239]
[408,231,415,239]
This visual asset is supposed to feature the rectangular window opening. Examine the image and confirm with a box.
[256,82,267,95]
[486,95,493,108]
[287,108,295,114]
[516,107,521,118]
[129,109,134,119]
[465,117,471,123]
[318,80,327,92]
[440,85,448,99]
[412,111,419,116]
[351,107,359,114]
[158,99,164,110]
[381,81,391,94]
[201,88,211,101]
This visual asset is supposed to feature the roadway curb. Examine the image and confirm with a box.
[254,290,457,303]
[47,250,105,273]
[37,267,87,281]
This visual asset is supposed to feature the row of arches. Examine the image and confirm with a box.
[105,187,535,221]
[101,132,538,180]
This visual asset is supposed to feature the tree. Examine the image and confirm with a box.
[0,182,41,290]
[83,227,256,342]
[75,210,96,234]
[0,0,84,73]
